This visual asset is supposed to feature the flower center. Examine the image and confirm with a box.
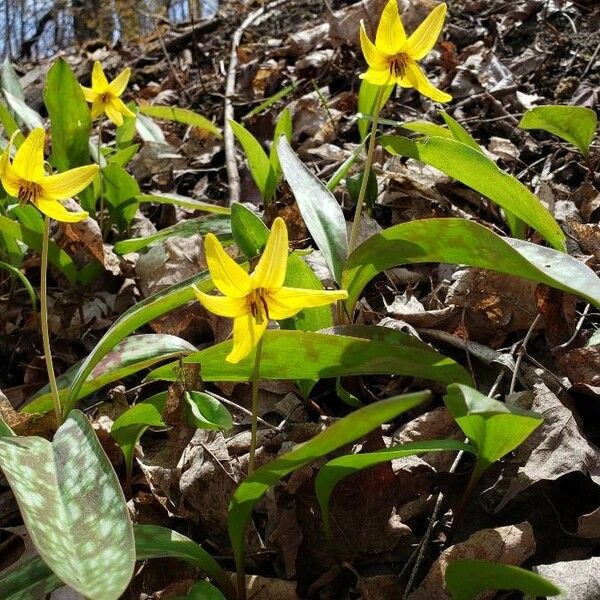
[17,181,41,205]
[388,53,408,78]
[100,92,112,104]
[248,288,270,324]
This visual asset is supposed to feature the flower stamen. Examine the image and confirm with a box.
[248,289,270,324]
[388,53,408,78]
[17,181,41,205]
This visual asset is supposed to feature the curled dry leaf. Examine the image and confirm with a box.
[408,522,536,600]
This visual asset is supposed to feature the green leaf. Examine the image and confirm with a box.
[184,391,233,431]
[135,112,166,143]
[139,105,222,139]
[0,99,20,138]
[44,58,92,172]
[228,391,430,581]
[111,392,167,484]
[63,269,216,410]
[519,104,597,156]
[0,214,77,282]
[400,119,453,138]
[244,83,295,119]
[1,58,24,100]
[357,80,393,140]
[346,168,377,210]
[134,524,236,600]
[444,383,542,477]
[270,107,292,176]
[103,163,140,230]
[326,136,367,191]
[108,144,139,167]
[116,108,137,148]
[230,202,269,258]
[0,410,135,600]
[0,260,37,311]
[186,581,227,600]
[0,524,236,600]
[23,334,197,415]
[0,410,16,437]
[278,136,348,282]
[146,326,472,386]
[315,439,473,538]
[440,111,481,151]
[136,193,231,215]
[230,119,276,201]
[446,559,562,600]
[342,217,600,313]
[381,136,566,250]
[3,90,43,130]
[113,215,231,255]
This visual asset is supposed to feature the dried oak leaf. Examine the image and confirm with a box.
[535,557,600,600]
[408,522,536,600]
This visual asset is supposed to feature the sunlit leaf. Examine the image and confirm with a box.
[446,559,562,600]
[342,217,600,313]
[184,391,233,431]
[357,79,393,140]
[135,112,166,143]
[315,439,473,538]
[102,163,140,230]
[230,202,269,258]
[1,58,24,100]
[439,111,481,151]
[270,107,292,176]
[381,136,565,249]
[519,104,597,156]
[139,105,222,138]
[136,192,231,215]
[278,136,348,282]
[0,410,135,600]
[3,90,43,130]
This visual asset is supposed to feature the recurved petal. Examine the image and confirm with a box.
[404,60,452,102]
[111,97,135,118]
[104,102,124,126]
[267,287,348,320]
[406,3,447,61]
[0,134,21,197]
[360,20,387,69]
[375,0,406,55]
[360,67,394,86]
[226,314,268,363]
[204,233,251,297]
[80,86,97,103]
[40,164,99,200]
[107,67,131,97]
[13,128,45,182]
[252,217,288,289]
[193,287,248,318]
[91,61,109,92]
[34,198,89,223]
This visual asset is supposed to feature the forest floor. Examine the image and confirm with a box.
[1,0,600,598]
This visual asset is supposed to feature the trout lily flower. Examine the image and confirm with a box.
[0,128,98,223]
[194,217,348,363]
[360,0,451,102]
[81,61,136,127]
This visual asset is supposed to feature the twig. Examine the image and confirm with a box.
[224,0,288,205]
[509,314,542,394]
[582,40,600,78]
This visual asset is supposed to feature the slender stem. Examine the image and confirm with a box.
[348,84,386,252]
[97,120,104,233]
[237,563,246,600]
[40,216,62,425]
[248,336,264,476]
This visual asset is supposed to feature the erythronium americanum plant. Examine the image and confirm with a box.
[81,61,135,126]
[349,0,452,251]
[0,128,98,424]
[194,216,348,472]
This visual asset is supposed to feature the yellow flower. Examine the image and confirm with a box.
[194,217,348,363]
[360,0,452,102]
[81,61,136,127]
[0,128,98,223]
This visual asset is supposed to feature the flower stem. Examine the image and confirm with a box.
[248,336,264,476]
[40,216,62,425]
[96,120,105,234]
[348,84,386,252]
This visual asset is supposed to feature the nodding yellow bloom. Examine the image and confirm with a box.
[194,217,348,363]
[81,61,135,127]
[0,128,98,223]
[360,0,452,102]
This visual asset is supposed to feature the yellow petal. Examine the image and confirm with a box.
[34,198,89,223]
[267,287,348,320]
[406,3,447,61]
[252,217,288,289]
[13,128,45,182]
[40,165,99,200]
[204,233,251,297]
[111,96,135,118]
[0,135,21,197]
[91,98,105,120]
[107,67,131,97]
[376,0,406,55]
[105,102,124,126]
[193,287,248,318]
[360,20,387,69]
[91,61,109,92]
[404,59,452,102]
[80,86,97,103]
[226,314,268,363]
[360,67,394,86]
